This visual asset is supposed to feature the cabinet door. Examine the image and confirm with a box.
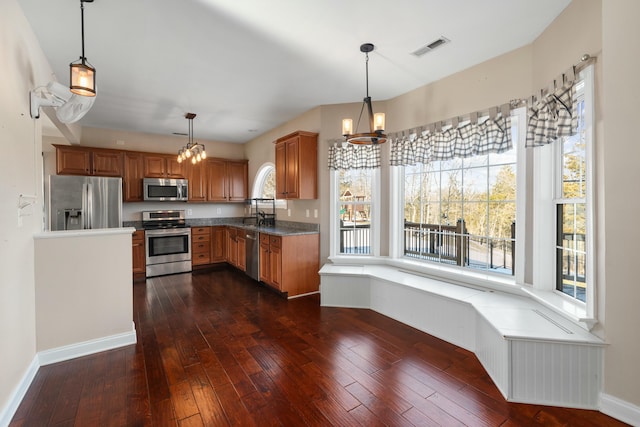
[237,236,246,271]
[227,161,248,202]
[269,245,282,290]
[132,231,145,275]
[123,152,144,202]
[227,228,238,266]
[144,155,166,178]
[92,150,123,177]
[187,162,207,201]
[207,159,228,201]
[275,142,287,199]
[284,138,300,199]
[211,227,226,263]
[259,242,270,283]
[166,156,185,178]
[56,146,91,175]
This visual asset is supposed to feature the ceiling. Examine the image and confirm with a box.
[18,0,570,144]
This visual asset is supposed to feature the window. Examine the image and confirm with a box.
[338,169,373,254]
[401,118,519,275]
[251,163,286,208]
[555,77,590,303]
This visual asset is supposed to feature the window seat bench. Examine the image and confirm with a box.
[319,263,604,409]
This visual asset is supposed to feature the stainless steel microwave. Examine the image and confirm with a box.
[143,178,188,201]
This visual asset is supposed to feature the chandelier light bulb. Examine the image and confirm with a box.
[177,154,182,163]
[196,152,201,162]
[191,156,196,164]
[201,149,207,159]
[185,149,191,158]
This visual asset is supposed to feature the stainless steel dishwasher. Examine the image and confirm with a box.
[244,230,259,280]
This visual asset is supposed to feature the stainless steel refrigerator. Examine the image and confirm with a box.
[48,175,122,231]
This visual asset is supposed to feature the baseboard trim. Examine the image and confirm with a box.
[38,328,137,366]
[0,356,39,427]
[600,393,640,426]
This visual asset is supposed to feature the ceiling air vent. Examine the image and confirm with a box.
[411,36,450,57]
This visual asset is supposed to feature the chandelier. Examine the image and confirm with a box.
[342,43,387,145]
[69,0,96,97]
[177,113,207,164]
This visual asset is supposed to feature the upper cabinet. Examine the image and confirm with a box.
[144,154,185,179]
[186,160,207,202]
[207,158,248,202]
[274,131,318,199]
[55,145,123,177]
[123,152,145,202]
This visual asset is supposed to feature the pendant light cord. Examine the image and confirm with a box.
[79,0,86,62]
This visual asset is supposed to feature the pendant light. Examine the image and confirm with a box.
[69,0,96,97]
[342,43,387,145]
[177,113,207,164]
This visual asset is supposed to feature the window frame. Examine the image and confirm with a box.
[329,167,380,259]
[531,65,596,327]
[251,162,287,209]
[390,108,527,284]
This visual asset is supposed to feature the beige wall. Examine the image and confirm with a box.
[601,0,640,407]
[0,0,52,417]
[34,231,134,351]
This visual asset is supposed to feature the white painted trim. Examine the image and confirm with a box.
[600,393,640,427]
[0,356,39,427]
[34,227,136,239]
[38,326,137,366]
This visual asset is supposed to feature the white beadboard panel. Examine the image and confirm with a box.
[369,278,476,351]
[510,340,602,408]
[475,314,510,398]
[320,275,371,308]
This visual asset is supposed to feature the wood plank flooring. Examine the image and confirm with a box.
[10,266,628,426]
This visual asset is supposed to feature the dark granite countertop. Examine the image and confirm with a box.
[123,218,319,236]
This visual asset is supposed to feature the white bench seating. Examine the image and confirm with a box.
[319,264,604,409]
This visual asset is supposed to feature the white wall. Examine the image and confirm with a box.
[0,0,52,418]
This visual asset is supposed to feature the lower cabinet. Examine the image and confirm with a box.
[226,227,246,272]
[191,227,211,266]
[132,230,145,280]
[192,226,227,269]
[259,232,319,298]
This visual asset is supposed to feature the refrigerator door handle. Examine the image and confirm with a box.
[85,183,93,229]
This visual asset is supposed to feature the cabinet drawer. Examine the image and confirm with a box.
[269,235,282,248]
[260,234,270,245]
[191,227,210,235]
[132,230,144,243]
[192,241,210,253]
[192,234,210,243]
[192,252,211,265]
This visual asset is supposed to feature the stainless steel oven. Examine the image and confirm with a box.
[143,210,191,277]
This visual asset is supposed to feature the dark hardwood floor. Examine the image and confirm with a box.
[11,266,627,426]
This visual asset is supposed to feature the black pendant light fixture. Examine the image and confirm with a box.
[69,0,96,97]
[342,43,387,145]
[177,113,207,164]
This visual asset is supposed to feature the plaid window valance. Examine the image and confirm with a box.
[525,81,578,147]
[328,143,381,170]
[390,115,512,166]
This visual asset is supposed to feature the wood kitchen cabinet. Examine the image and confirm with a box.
[225,227,246,271]
[55,145,123,177]
[144,154,185,179]
[274,131,318,199]
[211,226,226,263]
[191,226,212,266]
[123,151,144,202]
[207,158,248,202]
[191,226,226,269]
[259,232,319,297]
[132,230,145,281]
[186,161,207,201]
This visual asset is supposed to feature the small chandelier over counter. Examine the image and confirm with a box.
[69,0,96,97]
[342,43,387,145]
[177,113,207,164]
